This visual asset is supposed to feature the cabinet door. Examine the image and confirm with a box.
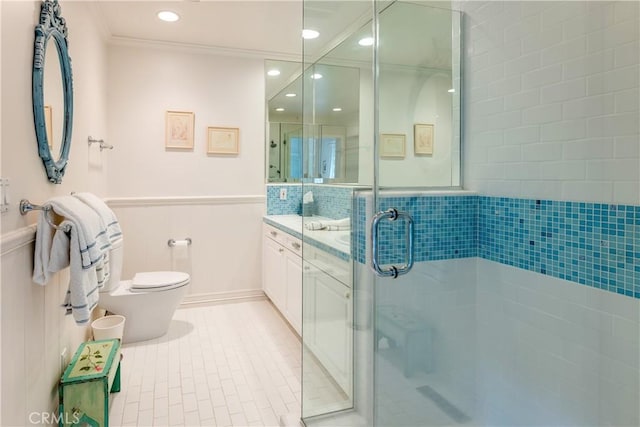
[263,237,286,310]
[284,250,302,335]
[304,261,353,396]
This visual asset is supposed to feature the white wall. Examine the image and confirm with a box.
[106,45,266,300]
[462,0,640,204]
[476,259,639,426]
[0,2,109,424]
[460,2,640,425]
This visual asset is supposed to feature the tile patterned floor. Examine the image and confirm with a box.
[108,300,302,427]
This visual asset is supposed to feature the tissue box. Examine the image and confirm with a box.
[302,202,315,217]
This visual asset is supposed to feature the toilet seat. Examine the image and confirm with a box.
[129,271,190,293]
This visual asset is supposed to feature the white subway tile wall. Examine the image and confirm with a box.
[462,1,640,204]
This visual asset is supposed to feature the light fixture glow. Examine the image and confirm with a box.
[275,108,285,112]
[302,29,320,39]
[448,88,455,93]
[285,93,297,97]
[157,10,180,22]
[332,107,342,112]
[267,69,281,77]
[358,37,374,46]
[310,73,323,79]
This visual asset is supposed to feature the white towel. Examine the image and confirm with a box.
[47,196,111,269]
[305,217,350,231]
[73,192,122,243]
[59,219,101,324]
[33,209,59,285]
[31,196,111,324]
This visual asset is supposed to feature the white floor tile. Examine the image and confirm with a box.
[110,300,302,426]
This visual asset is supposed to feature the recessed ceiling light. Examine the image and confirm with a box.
[358,37,374,46]
[267,69,281,77]
[285,93,297,97]
[275,108,285,112]
[310,73,323,80]
[157,10,180,22]
[448,88,455,93]
[302,29,320,39]
[332,107,342,112]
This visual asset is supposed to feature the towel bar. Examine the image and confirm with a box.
[19,199,69,231]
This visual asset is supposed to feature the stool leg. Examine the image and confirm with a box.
[111,363,121,393]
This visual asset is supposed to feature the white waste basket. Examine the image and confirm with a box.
[91,315,126,341]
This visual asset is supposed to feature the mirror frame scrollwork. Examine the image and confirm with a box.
[32,0,74,184]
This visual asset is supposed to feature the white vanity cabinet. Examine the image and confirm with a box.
[303,259,353,396]
[262,223,302,335]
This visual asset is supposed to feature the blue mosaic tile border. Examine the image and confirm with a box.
[479,197,640,299]
[266,184,353,219]
[270,186,640,299]
[353,194,478,265]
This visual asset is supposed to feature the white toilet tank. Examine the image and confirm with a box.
[102,238,124,292]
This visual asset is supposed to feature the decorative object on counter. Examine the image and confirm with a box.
[59,339,121,427]
[165,110,194,149]
[380,133,406,158]
[302,191,315,216]
[87,136,113,151]
[32,0,74,184]
[207,126,239,154]
[305,217,350,231]
[414,123,434,155]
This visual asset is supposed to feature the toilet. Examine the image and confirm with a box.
[98,238,190,343]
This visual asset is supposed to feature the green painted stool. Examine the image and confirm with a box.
[59,339,122,427]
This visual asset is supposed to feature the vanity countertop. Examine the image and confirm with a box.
[263,215,351,261]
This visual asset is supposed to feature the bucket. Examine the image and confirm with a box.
[91,315,126,341]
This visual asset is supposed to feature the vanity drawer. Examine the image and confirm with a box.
[264,223,302,256]
[304,243,352,288]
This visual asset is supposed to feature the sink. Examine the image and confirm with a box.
[335,234,350,246]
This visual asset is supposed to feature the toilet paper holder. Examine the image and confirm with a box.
[168,238,192,247]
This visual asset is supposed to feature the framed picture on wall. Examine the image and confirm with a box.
[414,123,434,155]
[165,110,195,149]
[380,133,406,158]
[207,127,239,155]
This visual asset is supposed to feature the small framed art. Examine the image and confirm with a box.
[414,123,434,155]
[207,127,239,155]
[165,111,194,149]
[380,133,406,158]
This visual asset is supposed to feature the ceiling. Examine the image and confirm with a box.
[94,1,372,59]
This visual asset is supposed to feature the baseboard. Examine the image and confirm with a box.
[179,289,266,308]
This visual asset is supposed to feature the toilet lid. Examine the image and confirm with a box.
[130,271,190,292]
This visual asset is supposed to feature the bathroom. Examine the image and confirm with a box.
[1,0,638,426]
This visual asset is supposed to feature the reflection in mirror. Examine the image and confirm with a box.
[266,60,359,183]
[43,37,64,156]
[33,0,74,184]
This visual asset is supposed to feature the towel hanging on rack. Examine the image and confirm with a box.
[32,196,113,324]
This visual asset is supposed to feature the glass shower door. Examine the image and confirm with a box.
[372,3,466,426]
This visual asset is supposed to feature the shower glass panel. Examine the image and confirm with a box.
[301,1,463,426]
[374,4,465,426]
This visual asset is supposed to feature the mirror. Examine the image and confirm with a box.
[33,0,74,184]
[266,60,359,183]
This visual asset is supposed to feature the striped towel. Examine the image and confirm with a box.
[32,196,111,324]
[73,192,122,243]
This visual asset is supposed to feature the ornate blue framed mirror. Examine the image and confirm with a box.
[32,0,73,184]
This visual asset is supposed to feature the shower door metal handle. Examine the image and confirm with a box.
[370,208,414,279]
